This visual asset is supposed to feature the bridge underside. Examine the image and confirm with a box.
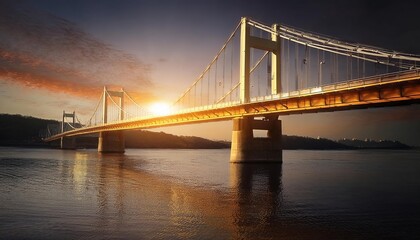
[230,116,282,163]
[98,131,125,153]
[60,137,76,150]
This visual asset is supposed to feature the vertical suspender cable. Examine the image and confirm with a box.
[287,38,290,93]
[347,56,350,81]
[295,42,299,90]
[250,47,254,96]
[208,66,210,105]
[222,48,225,102]
[356,55,359,78]
[230,42,233,102]
[267,51,271,95]
[323,50,325,79]
[193,84,196,108]
[363,54,366,77]
[328,53,334,83]
[307,46,310,88]
[304,46,307,88]
[200,76,203,106]
[214,58,218,103]
[317,48,320,86]
[258,29,262,97]
[336,53,339,82]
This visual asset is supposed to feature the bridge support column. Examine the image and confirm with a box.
[230,116,282,163]
[60,137,76,150]
[98,131,125,153]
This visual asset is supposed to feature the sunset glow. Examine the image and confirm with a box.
[149,102,171,116]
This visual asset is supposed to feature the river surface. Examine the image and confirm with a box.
[0,147,419,239]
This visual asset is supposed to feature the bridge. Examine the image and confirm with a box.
[43,17,420,163]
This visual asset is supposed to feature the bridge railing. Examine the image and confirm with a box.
[247,69,420,103]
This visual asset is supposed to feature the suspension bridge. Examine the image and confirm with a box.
[43,17,420,162]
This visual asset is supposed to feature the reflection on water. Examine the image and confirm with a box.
[1,148,420,239]
[72,152,88,197]
[229,164,283,239]
[88,153,286,239]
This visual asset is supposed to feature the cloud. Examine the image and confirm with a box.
[0,1,155,102]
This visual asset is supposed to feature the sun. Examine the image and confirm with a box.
[149,102,171,116]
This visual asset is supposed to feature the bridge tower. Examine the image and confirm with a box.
[98,87,125,153]
[231,17,282,163]
[60,111,76,149]
[239,17,281,102]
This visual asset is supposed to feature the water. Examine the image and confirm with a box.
[1,147,420,239]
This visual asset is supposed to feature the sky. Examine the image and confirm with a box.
[0,0,419,145]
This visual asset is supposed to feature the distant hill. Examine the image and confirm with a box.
[0,114,58,147]
[0,114,229,149]
[338,138,410,149]
[0,114,412,150]
[125,130,229,149]
[282,135,352,150]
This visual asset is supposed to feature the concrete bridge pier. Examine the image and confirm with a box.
[60,137,76,150]
[98,131,125,153]
[230,116,282,163]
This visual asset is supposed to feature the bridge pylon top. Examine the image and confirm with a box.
[239,16,281,103]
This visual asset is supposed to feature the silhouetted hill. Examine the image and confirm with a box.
[0,114,412,150]
[125,130,229,149]
[0,114,58,147]
[282,135,353,150]
[338,138,410,149]
[0,114,229,149]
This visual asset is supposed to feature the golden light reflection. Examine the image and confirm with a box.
[169,188,199,239]
[92,153,286,238]
[73,151,89,197]
[229,164,283,233]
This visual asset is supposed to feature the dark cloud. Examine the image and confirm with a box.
[0,1,154,101]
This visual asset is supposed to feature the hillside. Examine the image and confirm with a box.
[282,135,352,150]
[338,138,411,149]
[0,114,412,150]
[0,114,58,147]
[125,130,229,149]
[0,114,229,149]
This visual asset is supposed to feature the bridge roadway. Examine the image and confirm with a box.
[45,69,420,142]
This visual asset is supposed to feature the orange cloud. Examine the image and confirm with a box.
[0,2,155,103]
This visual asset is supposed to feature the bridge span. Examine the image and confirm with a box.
[44,17,420,163]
